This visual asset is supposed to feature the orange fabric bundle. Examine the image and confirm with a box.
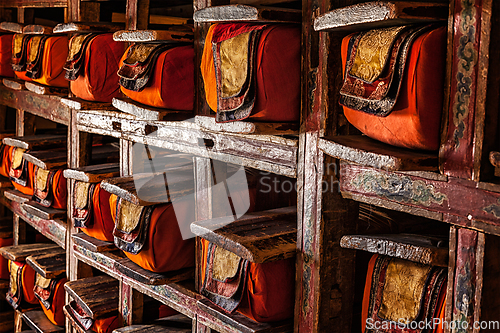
[34,167,67,209]
[0,34,15,77]
[201,23,300,122]
[7,260,38,308]
[0,238,13,279]
[109,195,195,272]
[91,316,121,333]
[80,183,115,242]
[36,277,67,326]
[119,45,194,110]
[9,147,36,196]
[341,27,446,150]
[68,34,126,102]
[200,239,295,322]
[0,144,13,178]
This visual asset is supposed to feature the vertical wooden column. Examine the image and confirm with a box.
[125,0,150,30]
[12,215,26,246]
[119,280,144,325]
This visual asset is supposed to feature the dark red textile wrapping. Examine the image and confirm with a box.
[81,183,115,242]
[0,34,15,77]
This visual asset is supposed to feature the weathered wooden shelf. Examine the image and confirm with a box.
[77,110,298,177]
[195,116,299,136]
[0,0,67,7]
[0,21,24,33]
[65,275,119,320]
[0,243,61,262]
[340,234,448,266]
[100,169,194,206]
[63,163,120,183]
[191,206,297,263]
[63,305,96,333]
[197,298,292,333]
[26,251,66,279]
[318,135,438,172]
[53,22,124,33]
[113,325,190,332]
[22,310,64,333]
[4,189,32,204]
[10,201,67,248]
[314,1,448,32]
[112,98,192,122]
[71,233,115,253]
[25,82,68,96]
[3,78,25,91]
[22,201,66,220]
[193,4,301,23]
[4,134,66,150]
[22,24,54,35]
[112,27,194,43]
[60,97,114,111]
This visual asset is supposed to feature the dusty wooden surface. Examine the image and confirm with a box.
[22,24,53,34]
[115,257,194,286]
[113,27,194,43]
[24,82,68,96]
[112,98,192,122]
[61,97,114,111]
[0,21,23,33]
[193,4,301,23]
[71,233,115,253]
[26,251,66,279]
[314,1,448,32]
[191,206,297,263]
[22,310,64,333]
[3,134,66,150]
[340,234,449,267]
[195,116,299,136]
[65,275,119,319]
[2,79,25,91]
[0,243,61,262]
[53,22,124,33]
[318,136,438,172]
[63,163,120,183]
[22,201,66,220]
[112,324,191,332]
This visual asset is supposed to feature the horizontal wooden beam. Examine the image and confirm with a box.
[4,135,66,150]
[53,22,124,33]
[63,163,120,183]
[194,4,301,23]
[26,251,66,279]
[195,116,299,136]
[22,310,64,333]
[0,243,61,262]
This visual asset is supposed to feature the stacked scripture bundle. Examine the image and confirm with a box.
[33,166,67,210]
[64,33,126,102]
[340,25,446,150]
[6,260,38,309]
[0,33,14,77]
[118,42,194,110]
[11,33,68,87]
[201,23,300,123]
[33,273,67,326]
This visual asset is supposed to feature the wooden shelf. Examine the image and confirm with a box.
[10,201,67,248]
[113,325,190,332]
[63,163,120,183]
[22,24,53,34]
[100,169,194,206]
[65,275,119,320]
[112,27,194,43]
[0,21,24,33]
[112,98,192,122]
[24,82,68,96]
[3,135,66,150]
[195,116,298,136]
[53,22,124,33]
[340,234,448,267]
[60,97,114,111]
[3,78,25,91]
[26,251,66,279]
[0,243,61,262]
[4,189,32,204]
[22,201,66,220]
[193,4,301,23]
[77,110,298,177]
[22,150,67,169]
[73,235,194,285]
[313,1,448,32]
[318,136,438,172]
[191,206,297,263]
[22,310,64,333]
[71,233,115,253]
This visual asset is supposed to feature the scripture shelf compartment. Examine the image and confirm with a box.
[111,98,193,122]
[191,206,297,263]
[193,4,301,23]
[25,251,65,279]
[22,24,54,35]
[3,135,67,151]
[22,310,64,333]
[112,26,194,43]
[77,110,298,177]
[0,243,62,262]
[313,1,448,33]
[318,136,438,172]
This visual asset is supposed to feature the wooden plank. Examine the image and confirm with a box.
[60,97,114,111]
[191,206,297,263]
[113,325,191,332]
[193,4,301,23]
[22,201,66,220]
[71,233,115,253]
[340,234,449,267]
[22,24,53,34]
[63,305,96,333]
[112,27,194,43]
[53,22,124,33]
[24,82,68,96]
[0,21,23,33]
[3,134,66,150]
[120,281,143,325]
[197,299,292,333]
[318,136,438,172]
[100,169,194,206]
[65,275,119,320]
[313,1,448,32]
[26,252,66,279]
[195,116,299,136]
[63,163,120,183]
[10,201,67,248]
[2,78,25,91]
[114,257,194,285]
[0,243,61,262]
[22,310,64,333]
[22,149,67,169]
[111,98,192,122]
